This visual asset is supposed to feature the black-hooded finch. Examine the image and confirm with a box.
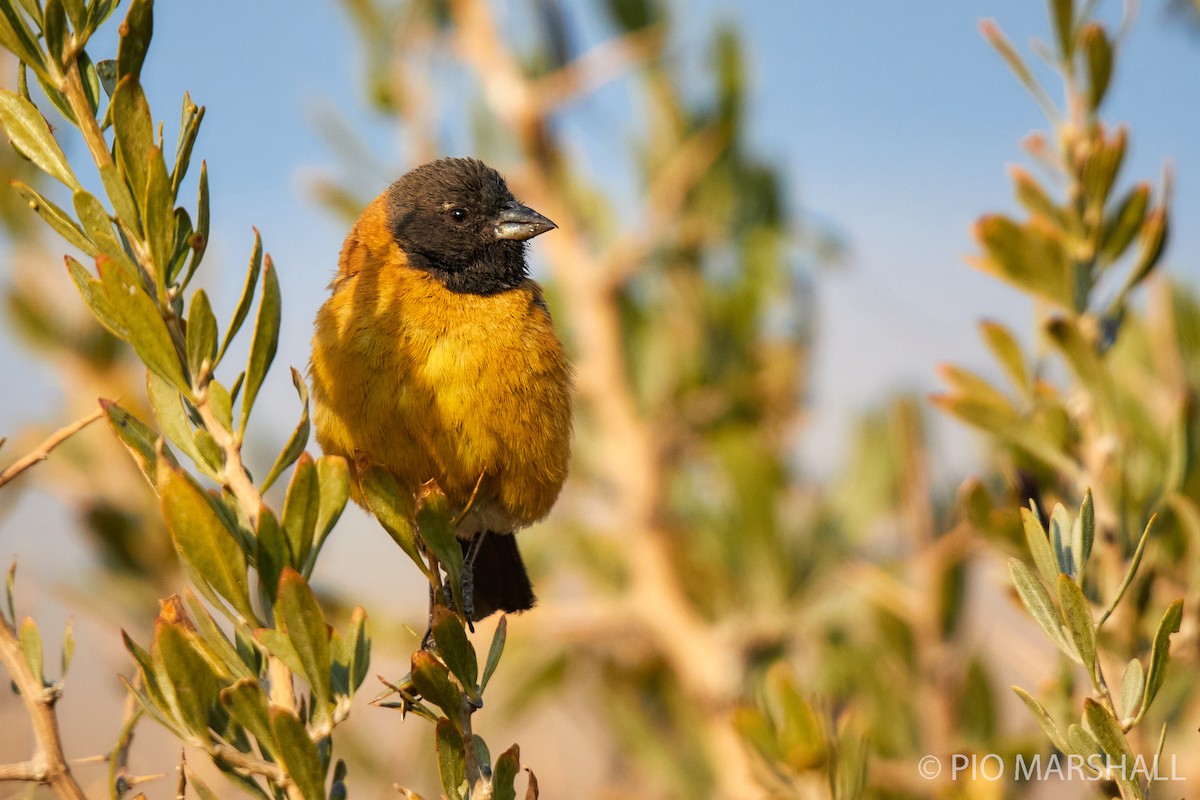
[310,158,571,620]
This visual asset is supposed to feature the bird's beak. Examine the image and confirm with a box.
[493,200,557,241]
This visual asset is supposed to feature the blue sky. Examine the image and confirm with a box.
[3,0,1199,481]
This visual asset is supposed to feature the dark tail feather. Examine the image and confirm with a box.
[462,532,535,619]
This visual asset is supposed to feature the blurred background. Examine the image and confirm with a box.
[2,1,1200,798]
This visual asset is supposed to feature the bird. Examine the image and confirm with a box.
[309,157,571,621]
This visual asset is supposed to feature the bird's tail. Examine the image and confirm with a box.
[462,532,536,619]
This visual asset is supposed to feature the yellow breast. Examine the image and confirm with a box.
[309,195,571,531]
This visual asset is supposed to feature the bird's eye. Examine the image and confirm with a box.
[450,208,467,222]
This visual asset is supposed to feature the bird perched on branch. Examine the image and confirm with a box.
[310,157,571,620]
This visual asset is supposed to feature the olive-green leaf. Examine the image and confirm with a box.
[1012,685,1068,753]
[1050,0,1073,59]
[346,605,369,694]
[155,619,225,742]
[144,145,174,292]
[431,606,478,700]
[261,367,311,494]
[1141,599,1183,716]
[494,744,520,800]
[1083,699,1141,799]
[1010,559,1073,660]
[172,93,204,197]
[42,0,67,67]
[112,76,154,212]
[99,161,139,232]
[308,455,349,573]
[101,398,173,485]
[276,567,332,722]
[180,161,208,288]
[1078,488,1094,569]
[240,254,280,431]
[979,319,1029,399]
[271,707,326,800]
[255,507,287,602]
[97,255,189,392]
[970,215,1072,311]
[1057,574,1097,677]
[281,452,319,569]
[187,289,218,387]
[0,5,47,74]
[116,0,152,79]
[412,649,464,719]
[1048,502,1075,579]
[146,371,217,477]
[255,628,306,680]
[480,614,507,693]
[217,227,261,363]
[359,463,425,572]
[1081,23,1112,110]
[220,678,279,755]
[1119,658,1144,722]
[18,616,42,681]
[416,483,464,608]
[435,717,467,800]
[12,180,95,255]
[0,89,79,189]
[65,255,126,338]
[158,464,256,622]
[1064,724,1103,775]
[1020,506,1059,589]
[1099,184,1149,266]
[182,588,254,681]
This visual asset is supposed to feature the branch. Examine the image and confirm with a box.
[194,399,263,529]
[0,407,104,489]
[531,25,666,113]
[0,614,88,800]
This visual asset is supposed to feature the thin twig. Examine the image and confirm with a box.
[194,400,264,529]
[531,24,665,112]
[0,613,88,800]
[0,407,104,489]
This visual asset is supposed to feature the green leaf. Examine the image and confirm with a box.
[99,161,139,229]
[59,617,74,681]
[1081,23,1112,110]
[1099,183,1150,266]
[1118,658,1144,722]
[1083,699,1141,799]
[359,463,425,573]
[255,507,287,604]
[1012,685,1068,752]
[172,93,204,198]
[19,616,42,681]
[146,371,218,477]
[61,0,85,34]
[181,161,208,287]
[217,227,261,362]
[95,59,118,96]
[1048,502,1075,579]
[970,215,1072,311]
[435,717,467,800]
[101,398,174,485]
[1099,515,1153,627]
[116,0,152,79]
[1141,599,1183,716]
[1049,0,1074,59]
[271,707,326,800]
[206,379,234,433]
[1081,126,1126,215]
[240,254,280,431]
[1045,318,1113,415]
[144,145,174,293]
[261,368,311,494]
[1010,166,1068,230]
[431,606,478,701]
[42,0,67,67]
[1057,574,1097,678]
[1020,506,1059,589]
[978,20,1057,119]
[220,678,279,755]
[255,628,306,679]
[276,568,332,723]
[187,289,218,387]
[411,649,464,719]
[72,189,125,264]
[97,255,189,392]
[111,76,154,214]
[308,455,349,573]
[416,483,464,611]
[1078,489,1094,569]
[979,319,1029,399]
[346,606,369,694]
[494,744,520,800]
[0,5,47,75]
[158,463,256,622]
[1064,724,1103,773]
[182,588,254,681]
[65,255,126,338]
[480,615,506,692]
[0,89,79,189]
[1118,206,1168,299]
[281,452,319,569]
[1009,559,1073,659]
[11,180,95,255]
[154,619,225,743]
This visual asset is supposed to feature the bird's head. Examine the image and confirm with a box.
[385,158,556,294]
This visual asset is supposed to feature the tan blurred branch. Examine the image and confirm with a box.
[0,406,104,489]
[447,0,756,794]
[0,613,89,800]
[532,25,665,112]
